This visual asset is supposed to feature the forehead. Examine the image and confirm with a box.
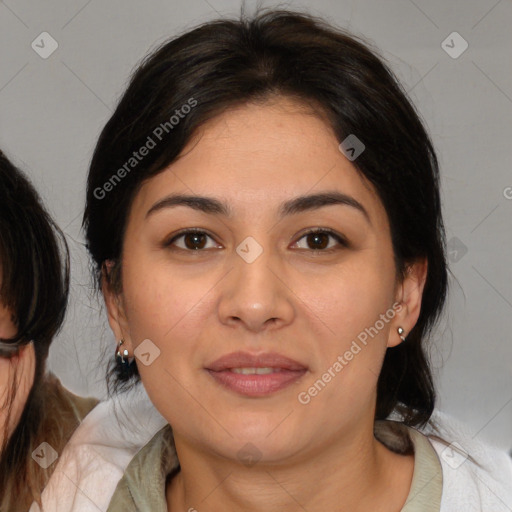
[132,98,387,225]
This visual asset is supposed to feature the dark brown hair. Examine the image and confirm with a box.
[83,9,449,428]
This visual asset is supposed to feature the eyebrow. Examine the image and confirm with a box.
[146,191,371,225]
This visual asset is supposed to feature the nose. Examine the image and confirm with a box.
[217,244,295,334]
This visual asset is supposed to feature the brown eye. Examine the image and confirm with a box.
[183,232,208,250]
[306,232,330,250]
[165,229,219,251]
[294,228,348,252]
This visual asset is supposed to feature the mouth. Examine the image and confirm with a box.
[205,351,308,397]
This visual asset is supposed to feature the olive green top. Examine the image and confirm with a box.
[106,420,443,511]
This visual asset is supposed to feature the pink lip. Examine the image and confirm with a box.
[206,351,307,372]
[205,351,308,397]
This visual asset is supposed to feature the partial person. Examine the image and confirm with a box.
[0,150,99,511]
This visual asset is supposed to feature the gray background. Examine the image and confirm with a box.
[0,0,511,450]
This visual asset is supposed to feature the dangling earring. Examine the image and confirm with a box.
[115,339,133,375]
[397,327,406,342]
[116,339,129,362]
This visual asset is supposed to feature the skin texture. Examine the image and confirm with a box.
[105,97,428,512]
[0,297,35,449]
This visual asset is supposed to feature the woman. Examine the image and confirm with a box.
[49,8,511,511]
[0,150,99,511]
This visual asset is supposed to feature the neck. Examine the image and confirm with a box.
[166,421,414,512]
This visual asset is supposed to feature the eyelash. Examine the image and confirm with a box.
[163,227,348,253]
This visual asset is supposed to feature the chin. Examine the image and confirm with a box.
[230,436,306,467]
[215,422,305,462]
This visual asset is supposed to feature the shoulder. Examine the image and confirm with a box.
[420,410,512,512]
[31,384,168,512]
[43,372,99,422]
[20,374,100,510]
[106,425,177,511]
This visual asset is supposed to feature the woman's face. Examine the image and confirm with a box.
[0,278,35,446]
[106,97,427,463]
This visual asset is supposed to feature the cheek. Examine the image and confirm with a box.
[294,249,396,343]
[0,359,10,433]
[122,260,209,344]
[120,254,215,407]
[291,251,396,403]
[0,305,17,339]
[0,359,26,442]
[121,270,214,426]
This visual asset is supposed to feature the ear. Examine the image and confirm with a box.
[101,261,134,353]
[388,257,428,348]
